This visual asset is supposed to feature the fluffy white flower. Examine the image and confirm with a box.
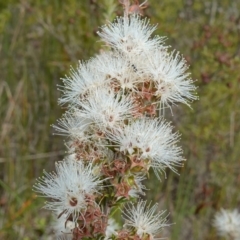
[52,109,115,158]
[98,14,165,57]
[213,208,240,239]
[123,200,168,239]
[58,60,106,106]
[143,49,197,107]
[52,111,91,141]
[107,117,183,177]
[90,51,142,91]
[33,159,104,222]
[76,87,136,130]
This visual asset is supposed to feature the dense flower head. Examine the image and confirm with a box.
[57,13,197,115]
[58,61,106,106]
[98,14,165,57]
[76,87,137,130]
[122,200,169,239]
[58,15,197,112]
[107,117,183,177]
[213,208,240,239]
[33,159,104,222]
[90,51,142,91]
[142,49,198,107]
[53,111,91,140]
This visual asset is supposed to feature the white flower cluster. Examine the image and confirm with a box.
[34,9,197,240]
[213,208,240,240]
[59,15,197,109]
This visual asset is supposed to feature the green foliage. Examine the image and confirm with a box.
[0,0,239,239]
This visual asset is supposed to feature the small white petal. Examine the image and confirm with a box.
[104,218,119,239]
[53,212,76,240]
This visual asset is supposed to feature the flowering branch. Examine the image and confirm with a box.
[34,1,197,239]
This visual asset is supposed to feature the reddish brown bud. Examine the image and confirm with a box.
[115,181,131,199]
[117,229,131,239]
[113,159,129,174]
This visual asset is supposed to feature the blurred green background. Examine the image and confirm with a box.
[0,0,240,239]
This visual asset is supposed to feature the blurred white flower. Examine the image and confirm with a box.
[108,117,183,177]
[104,218,119,239]
[98,14,165,57]
[33,159,104,222]
[53,212,75,240]
[123,200,168,239]
[213,208,240,240]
